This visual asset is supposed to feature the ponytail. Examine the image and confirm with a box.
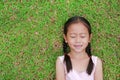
[63,39,72,73]
[63,39,68,53]
[86,43,94,75]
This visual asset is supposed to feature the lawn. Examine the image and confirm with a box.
[0,0,120,80]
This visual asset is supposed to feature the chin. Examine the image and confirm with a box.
[73,48,86,53]
[74,50,83,53]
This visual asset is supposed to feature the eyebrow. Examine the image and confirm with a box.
[69,33,87,35]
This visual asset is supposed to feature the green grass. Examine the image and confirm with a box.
[0,0,120,80]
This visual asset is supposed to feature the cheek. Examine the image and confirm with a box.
[83,39,90,43]
[81,38,89,47]
[84,38,89,41]
[80,38,90,44]
[67,38,75,44]
[67,39,74,43]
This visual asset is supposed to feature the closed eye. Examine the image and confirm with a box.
[81,36,86,38]
[70,36,76,38]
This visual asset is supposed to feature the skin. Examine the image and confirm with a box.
[56,22,103,80]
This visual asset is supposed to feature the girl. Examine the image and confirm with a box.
[56,16,103,80]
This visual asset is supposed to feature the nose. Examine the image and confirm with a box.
[76,36,81,43]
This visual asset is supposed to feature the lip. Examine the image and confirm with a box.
[74,45,82,48]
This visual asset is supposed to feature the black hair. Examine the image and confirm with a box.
[63,16,94,75]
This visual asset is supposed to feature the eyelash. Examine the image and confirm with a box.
[70,36,85,38]
[81,36,85,38]
[70,36,76,38]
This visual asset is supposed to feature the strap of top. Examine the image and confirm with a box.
[58,55,98,74]
[92,56,98,67]
[59,55,98,65]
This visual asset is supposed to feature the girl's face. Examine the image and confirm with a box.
[64,22,91,53]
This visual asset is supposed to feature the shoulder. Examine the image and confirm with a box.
[56,55,66,80]
[97,56,102,62]
[56,55,64,63]
[56,55,65,68]
[56,55,65,67]
[92,55,102,63]
[93,56,103,80]
[91,55,103,68]
[96,57,102,67]
[92,55,102,64]
[92,55,103,73]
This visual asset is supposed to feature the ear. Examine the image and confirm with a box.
[63,34,67,43]
[89,34,92,42]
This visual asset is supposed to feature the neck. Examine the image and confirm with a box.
[69,50,88,59]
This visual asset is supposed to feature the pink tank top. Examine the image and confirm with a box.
[58,55,98,80]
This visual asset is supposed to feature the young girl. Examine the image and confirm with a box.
[56,16,103,80]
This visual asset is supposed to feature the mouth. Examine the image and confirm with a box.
[74,45,82,49]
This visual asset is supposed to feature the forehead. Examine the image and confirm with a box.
[67,23,89,34]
